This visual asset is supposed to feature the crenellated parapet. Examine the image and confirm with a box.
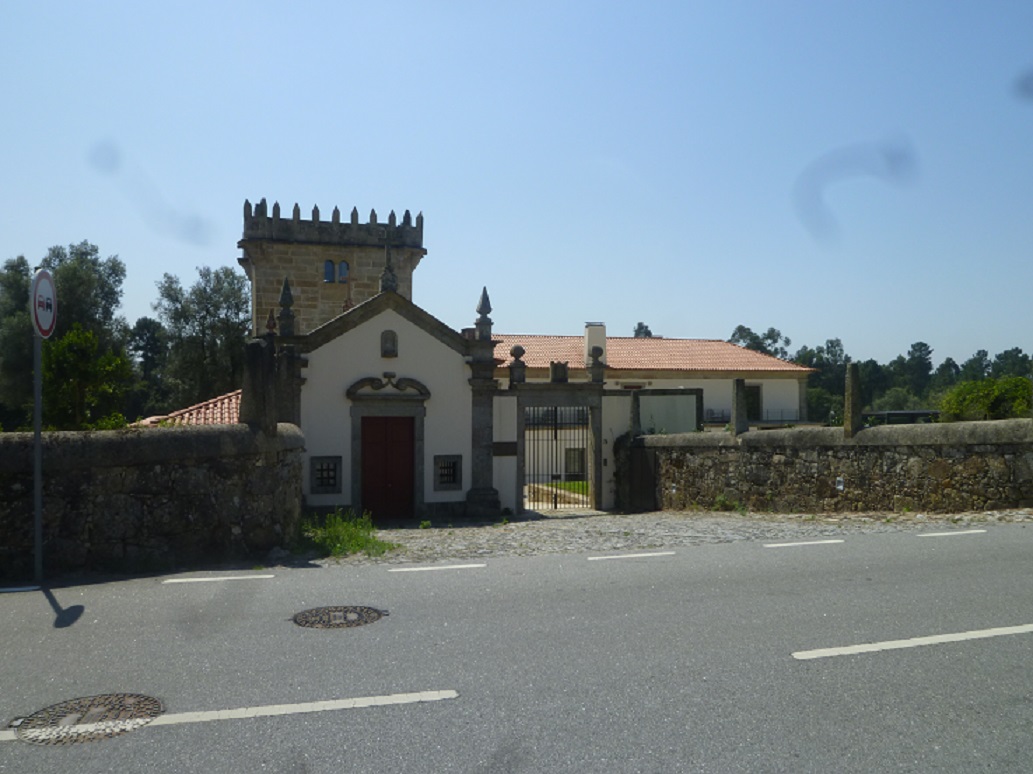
[242,198,424,249]
[238,198,427,336]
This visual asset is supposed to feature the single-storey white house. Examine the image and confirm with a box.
[153,200,813,520]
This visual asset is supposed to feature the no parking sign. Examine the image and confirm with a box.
[31,269,57,338]
[30,268,57,583]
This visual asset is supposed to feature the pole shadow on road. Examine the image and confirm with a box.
[42,587,84,628]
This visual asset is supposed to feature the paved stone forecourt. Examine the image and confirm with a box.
[324,508,1033,566]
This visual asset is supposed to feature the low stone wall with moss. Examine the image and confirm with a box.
[0,424,304,580]
[623,419,1033,513]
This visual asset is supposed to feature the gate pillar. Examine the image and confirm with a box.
[466,289,501,518]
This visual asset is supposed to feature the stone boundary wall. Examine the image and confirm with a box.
[621,419,1033,513]
[0,424,304,580]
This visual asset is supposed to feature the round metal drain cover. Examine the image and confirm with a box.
[293,606,387,629]
[13,693,164,745]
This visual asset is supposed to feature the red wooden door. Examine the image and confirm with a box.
[361,416,415,520]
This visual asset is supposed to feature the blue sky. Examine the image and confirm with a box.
[2,1,1031,366]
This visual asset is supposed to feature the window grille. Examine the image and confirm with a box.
[310,456,342,494]
[434,455,462,491]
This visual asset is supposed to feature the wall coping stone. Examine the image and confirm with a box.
[634,419,1033,450]
[0,423,305,473]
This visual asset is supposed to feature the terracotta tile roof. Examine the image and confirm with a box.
[133,389,242,427]
[493,335,814,374]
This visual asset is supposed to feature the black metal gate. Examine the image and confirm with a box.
[524,406,590,510]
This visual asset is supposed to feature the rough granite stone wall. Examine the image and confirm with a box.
[0,424,304,580]
[623,419,1033,513]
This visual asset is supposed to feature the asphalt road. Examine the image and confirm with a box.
[2,524,1032,773]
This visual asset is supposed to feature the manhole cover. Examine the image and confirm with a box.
[292,606,387,629]
[13,693,164,745]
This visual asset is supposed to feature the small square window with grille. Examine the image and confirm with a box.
[434,455,462,491]
[310,456,342,494]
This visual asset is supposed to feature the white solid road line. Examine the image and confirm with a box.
[793,623,1033,660]
[162,574,276,584]
[587,551,676,561]
[763,539,844,548]
[0,690,459,743]
[917,529,987,538]
[389,563,487,572]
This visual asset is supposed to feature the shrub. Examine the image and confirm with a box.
[301,507,398,558]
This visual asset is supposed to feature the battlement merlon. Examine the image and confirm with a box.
[239,199,425,250]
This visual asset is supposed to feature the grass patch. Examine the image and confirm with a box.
[714,493,748,515]
[544,481,589,494]
[301,507,399,558]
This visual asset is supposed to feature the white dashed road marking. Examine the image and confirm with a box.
[587,551,676,561]
[917,529,987,538]
[162,575,276,584]
[793,623,1033,660]
[389,564,487,572]
[764,539,844,548]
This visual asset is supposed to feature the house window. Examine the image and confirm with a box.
[434,455,462,491]
[323,260,335,283]
[338,261,349,283]
[565,447,586,481]
[381,330,398,358]
[310,456,342,494]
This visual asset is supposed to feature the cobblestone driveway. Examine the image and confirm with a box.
[333,509,1033,566]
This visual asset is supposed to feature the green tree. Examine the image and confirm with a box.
[0,256,34,427]
[125,316,171,420]
[41,241,127,350]
[729,325,792,360]
[793,338,847,394]
[857,358,890,409]
[806,387,843,425]
[959,350,991,382]
[870,386,925,412]
[929,357,960,392]
[939,376,1033,421]
[633,322,653,338]
[990,347,1030,379]
[42,323,133,429]
[154,266,250,406]
[793,338,849,422]
[0,242,131,428]
[904,341,934,398]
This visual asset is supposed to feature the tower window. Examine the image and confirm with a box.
[323,260,335,283]
[338,261,349,283]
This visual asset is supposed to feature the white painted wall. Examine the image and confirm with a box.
[493,394,519,513]
[638,393,699,434]
[755,379,802,422]
[299,308,473,508]
[612,377,803,422]
[601,393,633,510]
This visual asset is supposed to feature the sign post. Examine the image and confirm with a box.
[31,269,56,584]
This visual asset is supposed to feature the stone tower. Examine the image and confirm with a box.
[237,199,426,336]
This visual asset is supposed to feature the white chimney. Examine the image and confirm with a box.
[584,322,606,366]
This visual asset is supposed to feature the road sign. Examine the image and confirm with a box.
[31,269,57,339]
